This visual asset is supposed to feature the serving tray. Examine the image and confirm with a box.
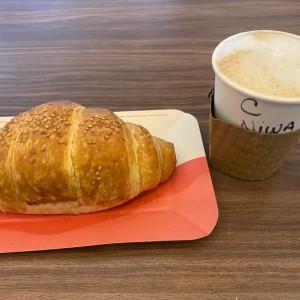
[0,109,218,253]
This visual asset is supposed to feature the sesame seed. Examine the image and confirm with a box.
[104,135,109,139]
[46,133,51,137]
[96,177,101,181]
[98,166,102,171]
[91,180,96,185]
[41,144,46,151]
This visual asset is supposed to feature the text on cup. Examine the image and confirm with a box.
[240,98,295,133]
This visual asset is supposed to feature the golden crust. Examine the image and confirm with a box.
[0,101,176,214]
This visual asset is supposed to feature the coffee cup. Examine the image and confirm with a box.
[209,30,300,180]
[212,30,300,133]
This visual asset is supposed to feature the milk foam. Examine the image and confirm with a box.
[213,31,300,100]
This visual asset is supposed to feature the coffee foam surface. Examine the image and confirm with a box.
[214,31,300,100]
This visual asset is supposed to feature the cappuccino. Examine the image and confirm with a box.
[213,31,300,100]
[211,30,300,131]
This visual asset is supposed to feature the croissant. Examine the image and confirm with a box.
[0,101,176,214]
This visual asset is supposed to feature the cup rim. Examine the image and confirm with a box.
[212,30,300,104]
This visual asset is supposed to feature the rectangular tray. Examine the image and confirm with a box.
[0,109,218,253]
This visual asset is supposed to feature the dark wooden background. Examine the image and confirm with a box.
[0,1,299,299]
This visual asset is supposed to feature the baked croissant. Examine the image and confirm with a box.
[0,101,176,214]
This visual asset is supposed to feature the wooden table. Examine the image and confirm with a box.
[0,1,299,299]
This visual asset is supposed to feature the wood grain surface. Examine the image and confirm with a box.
[0,1,299,299]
